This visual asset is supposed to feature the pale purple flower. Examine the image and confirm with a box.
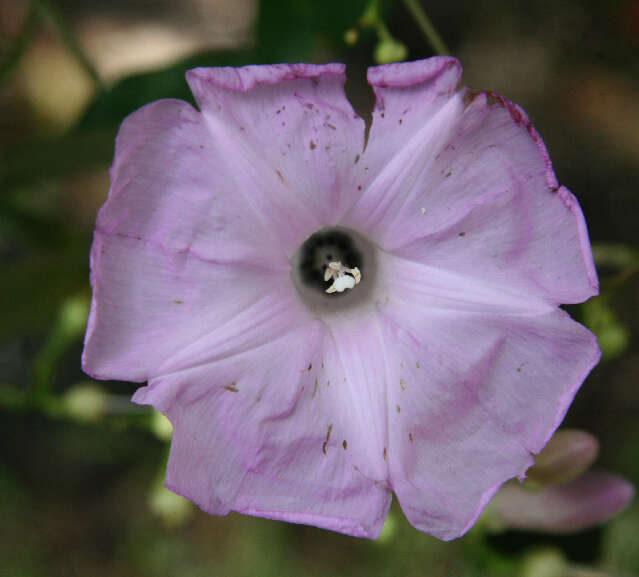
[82,57,601,540]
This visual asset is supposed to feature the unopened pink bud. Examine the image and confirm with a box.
[493,472,634,534]
[528,429,599,486]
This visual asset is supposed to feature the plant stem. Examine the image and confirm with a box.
[401,0,450,56]
[34,0,105,91]
[0,3,37,85]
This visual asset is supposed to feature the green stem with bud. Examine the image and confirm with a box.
[400,0,450,56]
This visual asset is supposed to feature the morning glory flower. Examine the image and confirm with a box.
[82,57,601,540]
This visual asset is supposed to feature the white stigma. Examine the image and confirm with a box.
[324,261,361,293]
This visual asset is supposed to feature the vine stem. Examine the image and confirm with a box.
[34,0,105,91]
[0,3,37,85]
[400,0,450,56]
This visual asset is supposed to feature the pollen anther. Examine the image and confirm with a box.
[324,261,361,293]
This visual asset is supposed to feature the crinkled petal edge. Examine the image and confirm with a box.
[186,62,347,94]
[165,480,391,539]
[484,91,599,297]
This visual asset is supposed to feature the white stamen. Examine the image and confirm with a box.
[324,261,361,293]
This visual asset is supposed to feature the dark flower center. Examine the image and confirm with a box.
[291,227,377,316]
[298,229,363,294]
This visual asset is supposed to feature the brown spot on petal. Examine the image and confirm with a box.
[396,405,401,414]
[354,154,360,164]
[173,299,184,304]
[343,440,347,450]
[222,383,239,393]
[459,232,466,237]
[409,433,414,442]
[400,379,407,391]
[322,424,333,455]
[310,140,316,150]
[276,169,286,185]
[312,378,319,399]
[383,447,388,460]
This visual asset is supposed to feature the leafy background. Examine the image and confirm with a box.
[1,0,638,575]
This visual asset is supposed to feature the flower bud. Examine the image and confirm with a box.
[374,38,408,64]
[150,410,173,441]
[62,382,108,422]
[493,473,634,534]
[59,295,90,339]
[149,480,193,528]
[528,429,599,486]
[520,548,567,577]
[344,28,359,45]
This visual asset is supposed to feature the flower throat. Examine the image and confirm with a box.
[298,229,363,295]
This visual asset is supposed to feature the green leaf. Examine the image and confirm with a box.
[581,296,630,361]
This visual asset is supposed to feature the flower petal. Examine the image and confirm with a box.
[186,63,366,251]
[135,317,391,538]
[97,98,287,269]
[341,57,464,229]
[82,231,296,381]
[374,262,600,539]
[346,57,597,305]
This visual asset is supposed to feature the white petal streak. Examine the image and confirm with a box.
[321,313,390,484]
[82,231,290,383]
[341,93,465,236]
[187,65,366,252]
[151,278,307,380]
[378,250,554,316]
